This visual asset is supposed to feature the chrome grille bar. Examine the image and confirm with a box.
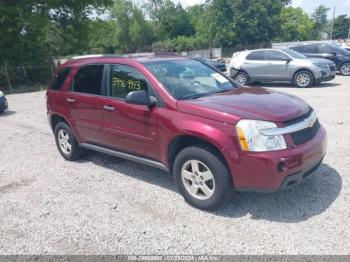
[260,111,318,136]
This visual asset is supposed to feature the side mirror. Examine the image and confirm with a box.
[126,90,157,107]
[283,57,292,63]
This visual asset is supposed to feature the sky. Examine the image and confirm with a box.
[174,0,350,16]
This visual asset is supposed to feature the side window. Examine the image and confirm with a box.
[74,65,104,95]
[50,67,71,90]
[291,46,304,52]
[110,64,148,99]
[318,44,332,53]
[267,50,288,61]
[303,45,318,53]
[246,51,265,60]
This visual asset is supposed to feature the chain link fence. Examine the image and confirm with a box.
[0,63,55,93]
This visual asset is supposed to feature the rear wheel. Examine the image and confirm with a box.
[340,63,350,76]
[54,122,84,161]
[293,70,314,88]
[234,71,250,85]
[173,145,233,210]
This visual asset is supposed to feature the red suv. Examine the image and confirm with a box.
[47,54,327,210]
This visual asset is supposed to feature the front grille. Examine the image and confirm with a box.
[284,110,320,145]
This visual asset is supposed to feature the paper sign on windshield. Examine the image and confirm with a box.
[211,73,228,84]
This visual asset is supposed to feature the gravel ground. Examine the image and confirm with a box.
[0,76,349,255]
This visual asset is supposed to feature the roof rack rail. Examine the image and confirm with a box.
[72,54,124,59]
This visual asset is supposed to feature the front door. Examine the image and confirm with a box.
[101,64,159,160]
[265,50,290,80]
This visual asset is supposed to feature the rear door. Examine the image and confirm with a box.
[265,50,291,80]
[66,64,107,145]
[100,64,159,160]
[241,50,267,80]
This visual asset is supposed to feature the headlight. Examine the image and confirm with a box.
[0,91,3,97]
[236,120,287,152]
[313,63,329,69]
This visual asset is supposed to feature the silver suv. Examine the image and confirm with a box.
[229,49,336,88]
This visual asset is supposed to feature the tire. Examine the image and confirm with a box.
[173,145,233,210]
[234,71,250,85]
[0,110,4,114]
[339,63,350,76]
[54,122,84,161]
[293,70,314,88]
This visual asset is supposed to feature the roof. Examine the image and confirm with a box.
[61,53,189,67]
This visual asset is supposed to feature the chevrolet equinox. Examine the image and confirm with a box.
[47,54,327,210]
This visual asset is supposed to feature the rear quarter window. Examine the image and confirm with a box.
[50,67,71,90]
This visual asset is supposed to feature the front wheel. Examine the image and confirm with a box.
[234,71,250,85]
[173,145,233,210]
[293,70,314,88]
[340,63,350,76]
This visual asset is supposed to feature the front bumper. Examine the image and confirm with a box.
[316,72,336,83]
[232,126,327,192]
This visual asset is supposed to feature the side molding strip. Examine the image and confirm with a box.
[80,143,169,172]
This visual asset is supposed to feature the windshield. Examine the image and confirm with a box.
[331,44,350,55]
[283,49,306,59]
[145,59,235,100]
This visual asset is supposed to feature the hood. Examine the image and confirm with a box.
[177,87,310,124]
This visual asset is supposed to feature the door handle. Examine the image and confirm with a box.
[103,105,115,111]
[66,98,75,103]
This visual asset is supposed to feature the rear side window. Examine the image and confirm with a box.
[50,67,71,90]
[74,65,104,95]
[246,51,265,60]
[109,64,148,99]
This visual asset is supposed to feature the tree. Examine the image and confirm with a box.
[109,0,153,53]
[277,7,315,41]
[312,5,330,39]
[143,0,195,40]
[0,0,112,64]
[333,15,350,39]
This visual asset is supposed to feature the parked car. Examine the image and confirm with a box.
[0,91,8,113]
[196,57,227,72]
[290,43,350,76]
[229,49,336,88]
[47,54,327,210]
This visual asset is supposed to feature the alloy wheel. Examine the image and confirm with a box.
[58,129,72,155]
[235,73,247,85]
[296,73,311,87]
[341,63,350,76]
[181,160,215,200]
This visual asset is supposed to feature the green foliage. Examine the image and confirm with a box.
[312,5,330,39]
[277,7,315,42]
[0,0,325,81]
[333,15,350,39]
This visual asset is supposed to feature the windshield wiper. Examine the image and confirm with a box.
[181,88,234,100]
[181,93,209,100]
